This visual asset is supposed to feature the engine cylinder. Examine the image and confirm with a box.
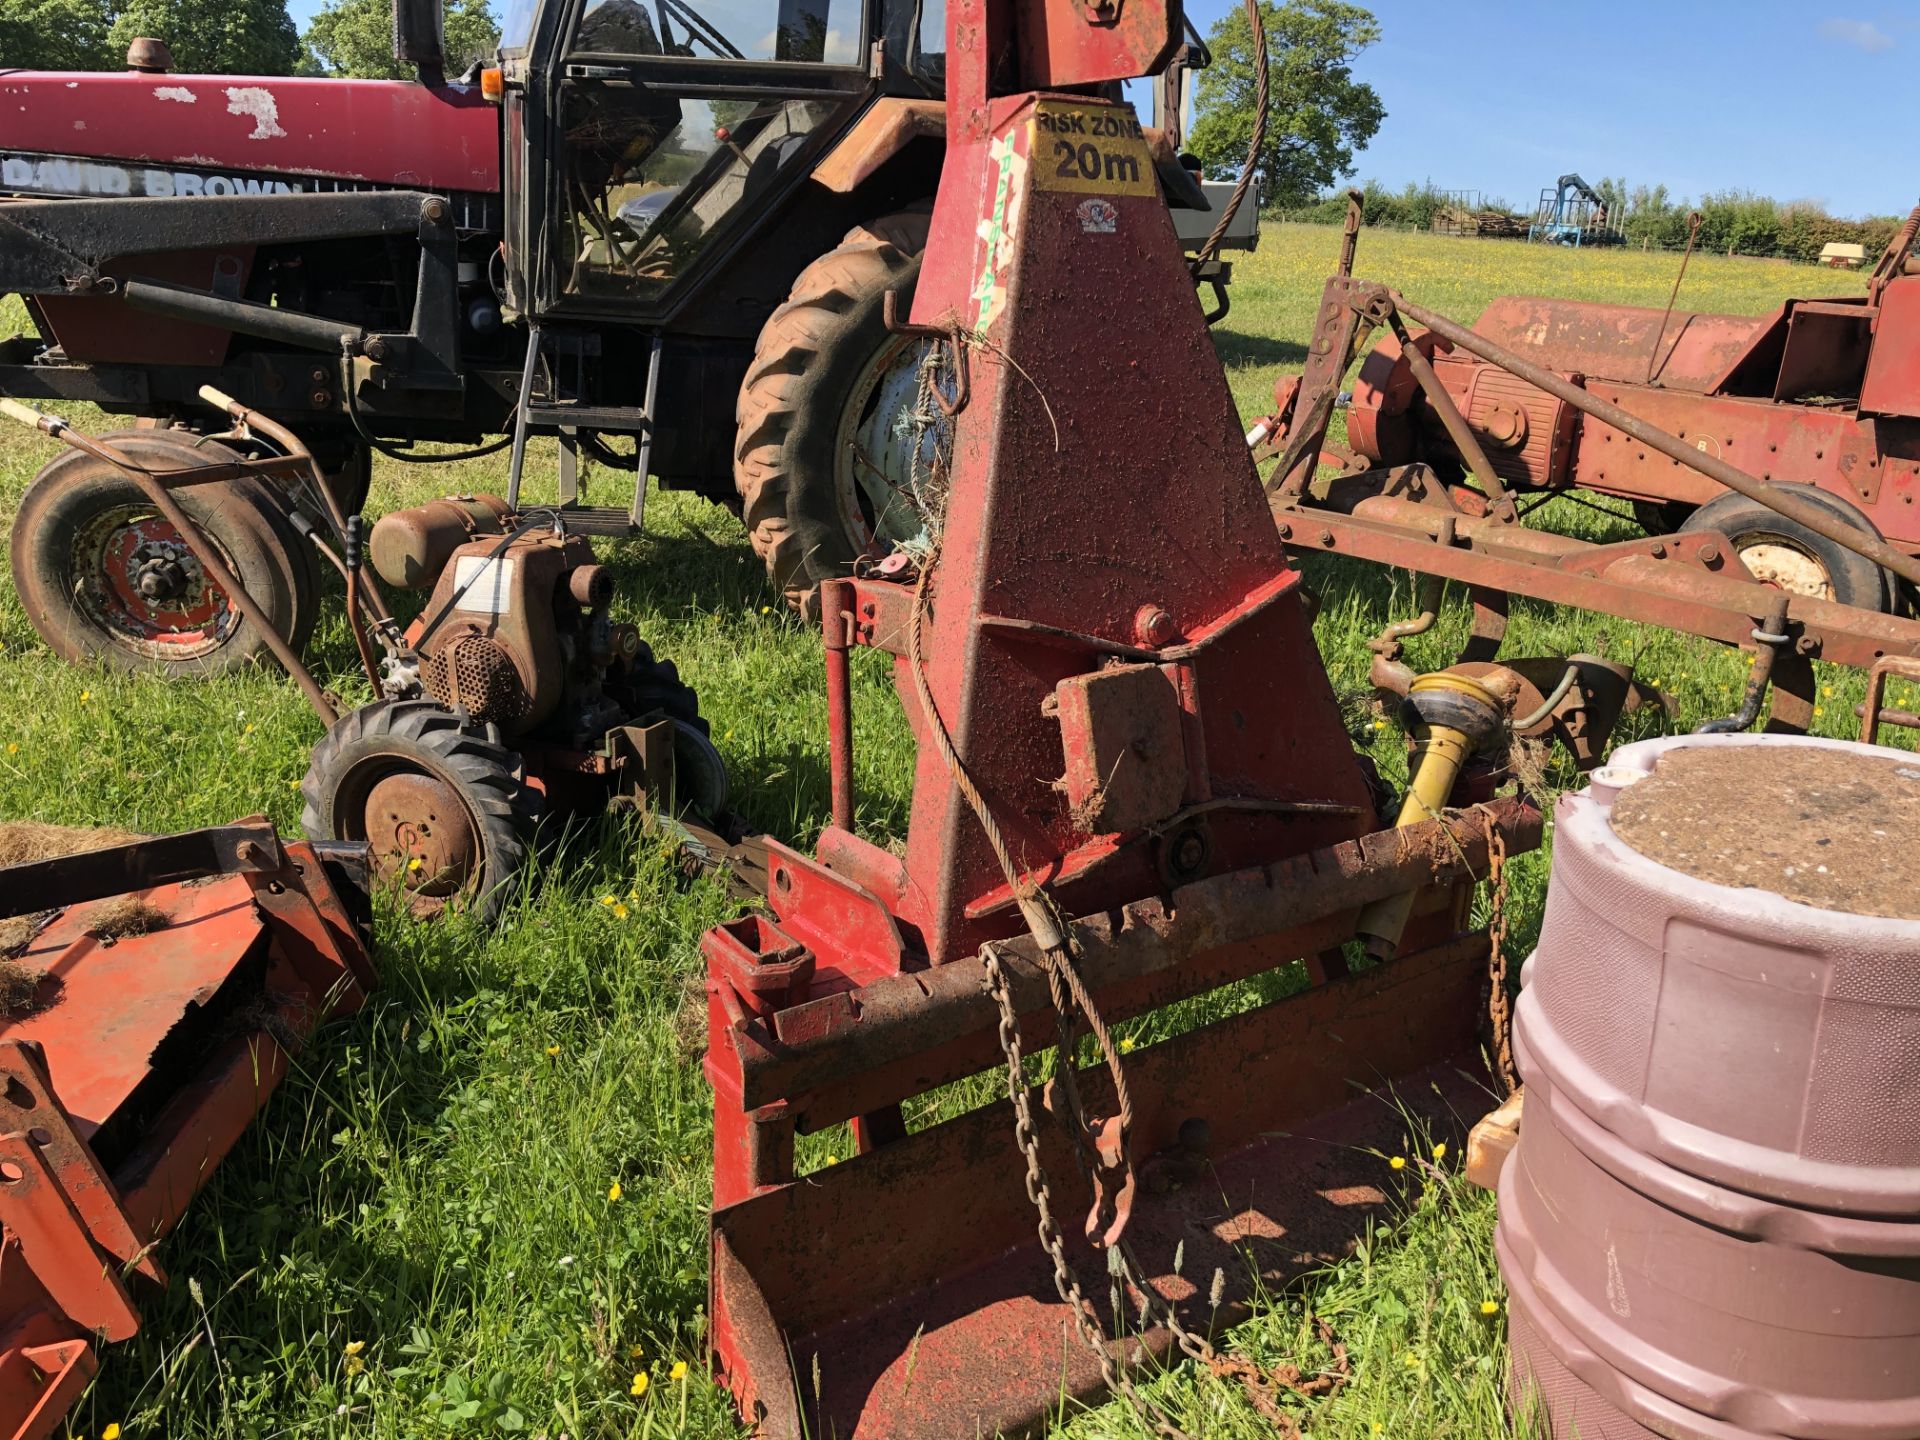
[1501,735,1920,1440]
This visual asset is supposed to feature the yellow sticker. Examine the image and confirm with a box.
[1028,100,1155,198]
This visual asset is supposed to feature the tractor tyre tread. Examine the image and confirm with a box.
[735,205,932,610]
[301,698,541,923]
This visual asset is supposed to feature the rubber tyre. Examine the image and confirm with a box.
[609,640,729,816]
[1679,485,1891,612]
[301,699,541,924]
[735,206,933,611]
[10,432,320,676]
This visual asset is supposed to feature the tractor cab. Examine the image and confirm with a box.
[491,0,943,320]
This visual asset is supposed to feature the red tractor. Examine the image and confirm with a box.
[0,0,1232,673]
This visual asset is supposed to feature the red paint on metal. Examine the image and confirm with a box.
[702,0,1537,1428]
[0,74,499,192]
[1469,295,1775,394]
[1316,278,1920,561]
[715,937,1493,1439]
[34,249,255,368]
[0,823,372,1440]
[1862,275,1920,420]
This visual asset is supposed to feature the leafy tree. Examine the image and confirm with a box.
[304,0,499,77]
[107,0,301,73]
[1186,0,1385,208]
[0,0,113,69]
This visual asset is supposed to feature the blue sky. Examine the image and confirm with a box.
[1172,0,1916,219]
[288,0,1915,219]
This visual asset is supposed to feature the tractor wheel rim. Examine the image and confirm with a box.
[72,504,237,659]
[360,769,485,906]
[836,332,940,555]
[1737,539,1835,603]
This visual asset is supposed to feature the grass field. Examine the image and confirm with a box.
[0,224,1891,1440]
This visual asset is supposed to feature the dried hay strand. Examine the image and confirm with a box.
[83,896,170,942]
[0,820,144,869]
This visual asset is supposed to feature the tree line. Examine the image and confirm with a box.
[0,0,497,77]
[1278,180,1909,266]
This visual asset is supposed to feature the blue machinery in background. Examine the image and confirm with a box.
[1530,173,1620,245]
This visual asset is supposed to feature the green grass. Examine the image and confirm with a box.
[0,225,1900,1440]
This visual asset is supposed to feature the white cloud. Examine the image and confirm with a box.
[1819,17,1895,52]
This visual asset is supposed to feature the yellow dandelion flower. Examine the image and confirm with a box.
[612,902,630,920]
[671,1361,689,1381]
[1480,1300,1501,1316]
[79,689,91,703]
[631,1372,651,1398]
[6,743,15,754]
[343,1340,366,1356]
[1371,1425,1383,1437]
[759,605,772,615]
[608,1181,623,1202]
[545,1043,561,1057]
[407,857,423,872]
[824,1154,839,1166]
[1432,1142,1448,1162]
[1372,718,1387,730]
[600,895,616,907]
[1119,1035,1136,1053]
[1813,706,1825,717]
[1388,1155,1406,1171]
[288,778,302,789]
[244,723,255,734]
[629,1344,645,1360]
[103,1427,123,1440]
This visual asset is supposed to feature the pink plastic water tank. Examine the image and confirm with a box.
[1499,734,1920,1440]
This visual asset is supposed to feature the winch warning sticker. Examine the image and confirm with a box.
[1029,101,1155,197]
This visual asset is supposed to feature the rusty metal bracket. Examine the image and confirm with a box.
[0,817,284,922]
[1858,655,1920,745]
[0,1043,163,1296]
[881,290,969,415]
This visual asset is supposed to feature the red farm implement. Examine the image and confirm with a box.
[1251,205,1920,741]
[691,2,1568,1436]
[1262,198,1920,617]
[0,820,373,1440]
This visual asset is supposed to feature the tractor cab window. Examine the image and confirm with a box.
[556,87,840,301]
[552,0,865,307]
[571,0,859,62]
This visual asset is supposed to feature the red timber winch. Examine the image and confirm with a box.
[696,0,1544,1433]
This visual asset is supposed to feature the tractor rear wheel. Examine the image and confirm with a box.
[10,432,320,676]
[301,699,541,923]
[1680,486,1892,612]
[735,205,936,612]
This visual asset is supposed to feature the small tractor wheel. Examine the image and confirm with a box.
[1680,486,1891,611]
[611,641,730,817]
[10,432,319,676]
[735,204,935,612]
[301,699,542,923]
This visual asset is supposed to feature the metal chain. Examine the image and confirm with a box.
[982,945,1191,1440]
[1480,811,1519,1095]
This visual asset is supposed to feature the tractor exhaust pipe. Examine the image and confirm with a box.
[393,0,447,84]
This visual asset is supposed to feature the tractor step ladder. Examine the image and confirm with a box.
[504,325,661,535]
